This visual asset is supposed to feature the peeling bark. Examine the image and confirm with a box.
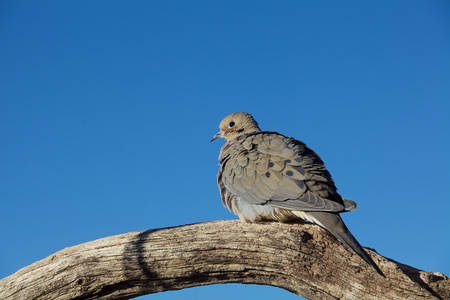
[1,220,448,299]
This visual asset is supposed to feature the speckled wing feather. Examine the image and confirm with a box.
[218,132,348,213]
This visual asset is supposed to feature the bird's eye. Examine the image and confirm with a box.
[228,121,236,128]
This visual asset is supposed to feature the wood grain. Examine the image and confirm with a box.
[1,220,448,299]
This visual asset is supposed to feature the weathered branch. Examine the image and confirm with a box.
[1,220,448,299]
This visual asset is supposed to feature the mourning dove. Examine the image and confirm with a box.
[211,112,383,276]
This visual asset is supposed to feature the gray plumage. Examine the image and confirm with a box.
[211,112,383,276]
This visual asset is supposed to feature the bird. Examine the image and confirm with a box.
[211,112,384,276]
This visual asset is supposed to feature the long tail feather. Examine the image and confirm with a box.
[307,211,385,276]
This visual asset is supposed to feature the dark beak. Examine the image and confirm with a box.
[210,131,223,142]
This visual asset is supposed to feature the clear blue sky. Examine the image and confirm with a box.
[1,1,449,299]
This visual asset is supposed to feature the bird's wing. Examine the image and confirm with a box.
[343,198,358,211]
[219,132,346,212]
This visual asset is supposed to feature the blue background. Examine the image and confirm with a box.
[1,1,449,299]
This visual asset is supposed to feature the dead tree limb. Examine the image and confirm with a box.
[0,220,448,299]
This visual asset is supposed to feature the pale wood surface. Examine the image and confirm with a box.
[1,220,448,299]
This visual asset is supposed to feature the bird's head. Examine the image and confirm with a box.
[211,112,261,142]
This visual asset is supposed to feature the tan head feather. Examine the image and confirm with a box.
[211,112,261,142]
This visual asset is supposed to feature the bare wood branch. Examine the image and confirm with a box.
[1,220,448,299]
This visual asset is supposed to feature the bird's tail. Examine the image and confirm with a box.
[306,211,385,277]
